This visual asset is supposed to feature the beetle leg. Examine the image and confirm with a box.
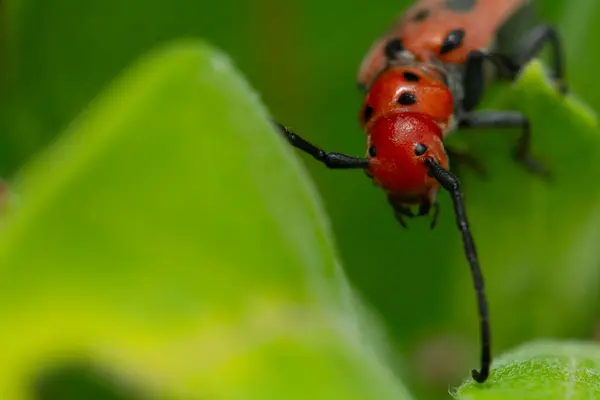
[274,122,369,169]
[418,200,430,216]
[463,25,567,111]
[393,209,412,228]
[387,194,416,229]
[393,205,415,229]
[514,25,567,95]
[459,111,551,180]
[419,199,441,230]
[462,50,519,112]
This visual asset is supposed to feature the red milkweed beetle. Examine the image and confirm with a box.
[359,0,566,176]
[274,0,567,384]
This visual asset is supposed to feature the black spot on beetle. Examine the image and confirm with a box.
[384,38,404,60]
[364,105,374,121]
[440,29,465,55]
[369,146,377,157]
[412,9,430,22]
[415,143,428,156]
[398,92,417,105]
[403,71,420,82]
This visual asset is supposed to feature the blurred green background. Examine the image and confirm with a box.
[2,0,600,398]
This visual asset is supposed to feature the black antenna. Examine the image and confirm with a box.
[425,157,491,383]
[274,122,369,169]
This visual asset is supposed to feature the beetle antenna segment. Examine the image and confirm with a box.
[425,157,491,383]
[274,122,369,169]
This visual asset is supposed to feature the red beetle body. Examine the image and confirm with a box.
[359,64,455,131]
[366,112,448,210]
[358,0,530,89]
[360,65,454,217]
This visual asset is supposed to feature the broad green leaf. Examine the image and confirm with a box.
[453,340,600,399]
[0,41,411,399]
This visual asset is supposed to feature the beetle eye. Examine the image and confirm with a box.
[368,145,377,157]
[415,143,428,156]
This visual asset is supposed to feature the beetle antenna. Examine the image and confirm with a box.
[274,122,369,169]
[425,157,491,383]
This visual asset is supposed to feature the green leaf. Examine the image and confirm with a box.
[453,340,600,399]
[0,41,411,399]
